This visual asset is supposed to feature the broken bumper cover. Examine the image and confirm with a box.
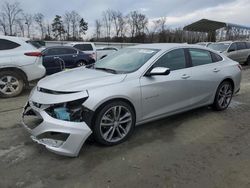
[22,102,92,157]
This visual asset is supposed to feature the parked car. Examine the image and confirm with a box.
[41,46,95,75]
[0,35,45,98]
[22,43,242,157]
[208,41,250,65]
[196,42,212,47]
[67,42,97,62]
[96,46,118,60]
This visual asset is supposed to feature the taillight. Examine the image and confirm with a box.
[24,52,42,57]
[89,52,96,60]
[237,64,242,70]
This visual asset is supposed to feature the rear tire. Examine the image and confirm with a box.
[245,56,250,65]
[212,81,233,111]
[0,70,25,98]
[93,101,135,146]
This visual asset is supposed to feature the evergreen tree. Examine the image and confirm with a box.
[51,15,65,40]
[79,18,88,36]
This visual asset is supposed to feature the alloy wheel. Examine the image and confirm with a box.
[217,83,233,109]
[0,75,20,95]
[100,105,132,143]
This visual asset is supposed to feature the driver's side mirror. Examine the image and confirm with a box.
[146,67,170,76]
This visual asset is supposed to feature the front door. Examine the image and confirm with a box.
[140,48,193,121]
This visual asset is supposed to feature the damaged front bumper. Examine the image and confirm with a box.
[21,88,92,157]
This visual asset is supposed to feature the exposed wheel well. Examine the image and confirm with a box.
[0,67,28,85]
[91,98,136,127]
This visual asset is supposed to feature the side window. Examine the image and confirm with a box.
[74,44,93,51]
[189,49,213,66]
[0,39,20,50]
[210,52,223,62]
[46,48,68,56]
[64,48,77,54]
[153,49,186,71]
[246,42,250,49]
[236,42,246,50]
[228,43,237,52]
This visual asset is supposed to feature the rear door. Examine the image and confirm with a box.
[59,48,78,68]
[140,48,194,120]
[226,43,240,62]
[187,48,223,106]
[43,48,65,74]
[236,42,248,63]
[0,39,21,67]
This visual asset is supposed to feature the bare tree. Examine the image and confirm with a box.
[70,11,81,39]
[16,19,25,37]
[102,9,113,39]
[34,13,45,39]
[64,12,72,39]
[95,19,102,39]
[1,1,22,36]
[127,11,148,40]
[110,10,120,37]
[0,13,8,35]
[23,13,33,38]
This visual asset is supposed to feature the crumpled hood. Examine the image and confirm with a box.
[37,68,127,92]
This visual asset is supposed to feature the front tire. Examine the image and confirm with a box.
[213,81,233,111]
[0,70,25,98]
[93,101,135,146]
[76,60,87,67]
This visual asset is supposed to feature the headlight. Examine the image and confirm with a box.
[45,97,88,122]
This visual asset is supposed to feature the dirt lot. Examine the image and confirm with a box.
[0,67,250,188]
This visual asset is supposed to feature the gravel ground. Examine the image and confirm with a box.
[0,67,250,188]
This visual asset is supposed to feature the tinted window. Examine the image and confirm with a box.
[64,48,77,54]
[189,49,213,66]
[246,42,250,49]
[228,43,237,52]
[153,49,186,71]
[236,42,246,50]
[74,44,93,51]
[0,39,20,50]
[211,52,223,62]
[46,48,76,56]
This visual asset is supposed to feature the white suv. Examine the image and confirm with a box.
[67,42,97,62]
[0,35,46,97]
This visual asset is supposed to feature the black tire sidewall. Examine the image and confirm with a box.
[213,81,233,111]
[93,101,136,146]
[77,60,87,67]
[0,71,24,98]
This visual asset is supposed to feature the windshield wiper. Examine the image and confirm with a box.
[94,67,117,74]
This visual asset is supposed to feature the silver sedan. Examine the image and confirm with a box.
[22,43,242,157]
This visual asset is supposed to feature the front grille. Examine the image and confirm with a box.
[38,87,78,95]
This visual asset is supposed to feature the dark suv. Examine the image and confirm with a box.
[42,46,95,75]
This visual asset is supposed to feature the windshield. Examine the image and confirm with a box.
[208,43,230,52]
[91,48,159,73]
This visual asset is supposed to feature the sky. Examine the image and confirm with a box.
[1,0,250,38]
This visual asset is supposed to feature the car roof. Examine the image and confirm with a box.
[44,46,80,51]
[129,43,209,50]
[68,42,94,45]
[0,35,30,43]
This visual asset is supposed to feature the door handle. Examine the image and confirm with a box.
[53,56,59,59]
[181,74,190,79]
[213,68,220,73]
[72,55,77,58]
